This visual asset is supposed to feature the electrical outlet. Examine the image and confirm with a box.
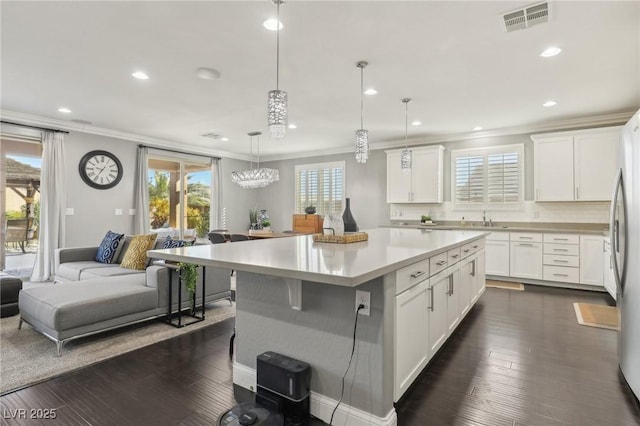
[355,290,370,316]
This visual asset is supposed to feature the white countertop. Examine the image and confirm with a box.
[148,228,488,287]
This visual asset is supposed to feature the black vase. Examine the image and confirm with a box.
[342,198,358,232]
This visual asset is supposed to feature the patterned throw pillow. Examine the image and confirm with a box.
[95,231,125,264]
[120,234,157,270]
[161,236,190,249]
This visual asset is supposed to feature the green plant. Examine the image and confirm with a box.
[421,215,431,222]
[249,208,258,227]
[178,262,199,313]
[261,219,271,227]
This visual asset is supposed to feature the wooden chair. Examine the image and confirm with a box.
[5,218,31,254]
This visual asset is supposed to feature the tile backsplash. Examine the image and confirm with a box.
[390,201,610,224]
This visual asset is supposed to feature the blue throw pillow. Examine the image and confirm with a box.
[161,236,190,249]
[95,231,125,263]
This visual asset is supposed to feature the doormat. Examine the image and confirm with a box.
[486,280,525,291]
[573,303,619,330]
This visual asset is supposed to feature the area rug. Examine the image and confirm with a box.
[0,302,235,395]
[486,280,525,291]
[573,303,619,331]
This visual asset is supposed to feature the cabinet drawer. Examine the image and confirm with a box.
[543,265,580,283]
[447,247,461,265]
[510,232,542,243]
[396,259,430,295]
[487,232,509,241]
[460,244,472,258]
[430,252,449,276]
[543,233,579,244]
[544,243,579,256]
[469,239,485,254]
[543,254,579,267]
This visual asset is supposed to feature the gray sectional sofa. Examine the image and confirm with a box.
[18,236,232,355]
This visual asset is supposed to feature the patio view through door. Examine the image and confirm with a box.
[147,156,212,242]
[1,138,42,278]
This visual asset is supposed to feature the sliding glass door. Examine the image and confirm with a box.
[147,156,212,241]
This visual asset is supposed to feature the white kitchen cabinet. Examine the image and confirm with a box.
[386,145,444,203]
[475,250,486,299]
[580,235,604,286]
[446,269,460,334]
[428,269,449,355]
[510,242,543,280]
[394,280,430,399]
[532,127,620,202]
[485,232,510,277]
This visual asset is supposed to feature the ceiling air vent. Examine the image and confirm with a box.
[201,132,221,139]
[500,1,550,32]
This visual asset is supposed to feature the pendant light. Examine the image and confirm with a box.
[401,98,412,173]
[355,60,369,163]
[231,132,280,188]
[268,0,287,140]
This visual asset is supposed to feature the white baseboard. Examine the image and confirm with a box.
[232,362,397,426]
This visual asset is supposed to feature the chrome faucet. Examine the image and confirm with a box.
[482,210,487,227]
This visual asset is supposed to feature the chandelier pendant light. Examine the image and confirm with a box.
[355,60,369,164]
[232,132,280,189]
[268,0,287,140]
[401,98,412,173]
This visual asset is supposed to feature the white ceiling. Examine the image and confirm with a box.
[1,1,639,160]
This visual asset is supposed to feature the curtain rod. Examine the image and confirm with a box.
[0,120,69,134]
[138,144,220,160]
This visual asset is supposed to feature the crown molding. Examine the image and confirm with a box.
[0,110,251,161]
[2,109,634,163]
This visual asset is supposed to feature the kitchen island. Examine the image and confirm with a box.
[149,228,488,426]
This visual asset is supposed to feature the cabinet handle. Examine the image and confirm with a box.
[448,274,454,296]
[463,249,470,253]
[471,259,476,277]
[519,236,533,240]
[436,260,447,266]
[553,248,568,252]
[428,287,434,311]
[553,259,569,263]
[536,188,539,199]
[410,271,426,279]
[554,238,569,241]
[553,273,569,277]
[451,254,459,259]
[518,243,534,247]
[472,245,479,249]
[576,187,579,200]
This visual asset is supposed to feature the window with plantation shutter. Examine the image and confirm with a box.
[452,145,523,209]
[295,161,345,215]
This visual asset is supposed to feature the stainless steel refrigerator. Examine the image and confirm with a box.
[611,108,640,400]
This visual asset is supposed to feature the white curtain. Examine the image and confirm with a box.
[211,158,222,230]
[133,146,149,234]
[31,131,66,282]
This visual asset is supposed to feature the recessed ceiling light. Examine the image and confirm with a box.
[543,100,557,107]
[263,18,282,31]
[473,126,483,131]
[411,121,422,126]
[132,71,149,80]
[221,137,229,142]
[288,123,297,129]
[57,107,72,113]
[540,47,562,58]
[196,67,221,80]
[364,88,378,95]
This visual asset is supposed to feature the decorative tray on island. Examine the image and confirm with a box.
[312,232,369,244]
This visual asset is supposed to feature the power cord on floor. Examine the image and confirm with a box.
[329,304,365,426]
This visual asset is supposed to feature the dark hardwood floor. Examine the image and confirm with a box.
[1,285,639,425]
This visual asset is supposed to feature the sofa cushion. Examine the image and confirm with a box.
[80,266,145,280]
[57,261,120,282]
[161,236,191,249]
[95,231,124,264]
[120,234,157,270]
[19,275,157,331]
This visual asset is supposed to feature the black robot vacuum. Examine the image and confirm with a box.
[217,402,284,426]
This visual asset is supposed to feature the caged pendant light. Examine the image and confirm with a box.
[355,61,369,163]
[232,132,280,189]
[267,0,287,140]
[401,98,412,173]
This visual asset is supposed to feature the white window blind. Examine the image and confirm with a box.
[295,161,345,214]
[452,145,523,208]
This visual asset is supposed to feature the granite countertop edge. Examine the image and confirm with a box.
[381,222,609,236]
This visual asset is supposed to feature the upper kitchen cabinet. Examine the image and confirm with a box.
[386,145,444,203]
[532,127,620,201]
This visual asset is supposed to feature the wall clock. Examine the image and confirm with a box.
[78,150,123,189]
